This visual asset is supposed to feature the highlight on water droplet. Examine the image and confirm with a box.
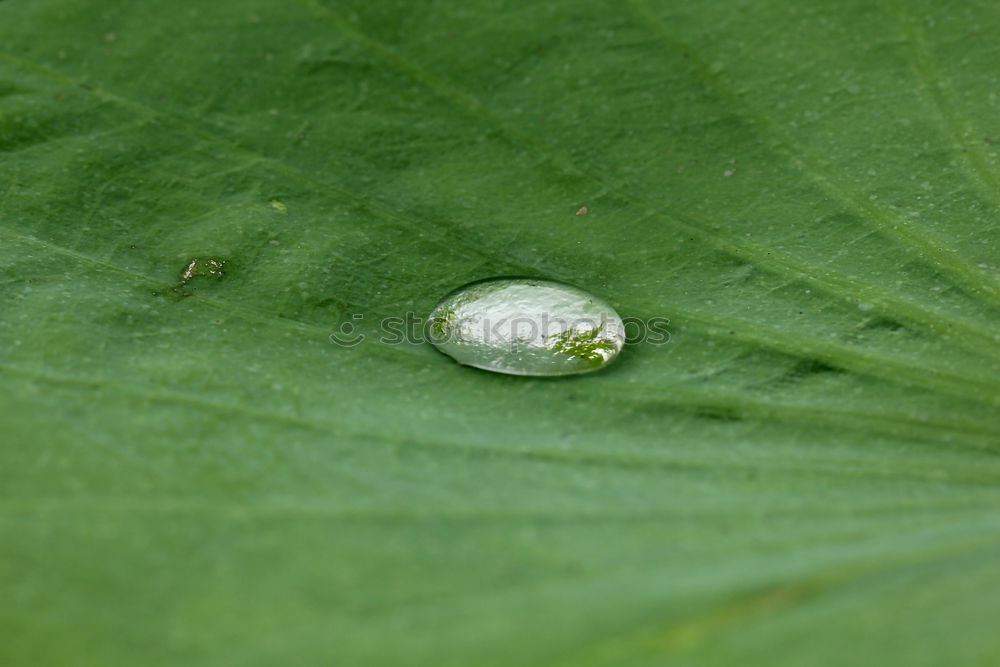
[428,277,625,376]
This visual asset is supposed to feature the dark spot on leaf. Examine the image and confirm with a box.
[313,296,348,318]
[297,41,372,74]
[693,405,743,422]
[781,359,842,384]
[860,317,906,333]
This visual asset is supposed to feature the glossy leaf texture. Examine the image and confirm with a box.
[1,1,999,665]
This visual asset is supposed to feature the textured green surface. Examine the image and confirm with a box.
[2,0,999,665]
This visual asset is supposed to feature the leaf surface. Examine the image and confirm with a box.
[2,1,999,665]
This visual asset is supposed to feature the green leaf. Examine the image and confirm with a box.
[2,0,999,665]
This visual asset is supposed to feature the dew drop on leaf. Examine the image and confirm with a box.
[428,277,625,376]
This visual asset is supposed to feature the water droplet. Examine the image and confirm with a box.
[428,277,625,376]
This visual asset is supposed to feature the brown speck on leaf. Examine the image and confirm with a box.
[575,205,589,216]
[103,32,116,42]
[985,137,993,144]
